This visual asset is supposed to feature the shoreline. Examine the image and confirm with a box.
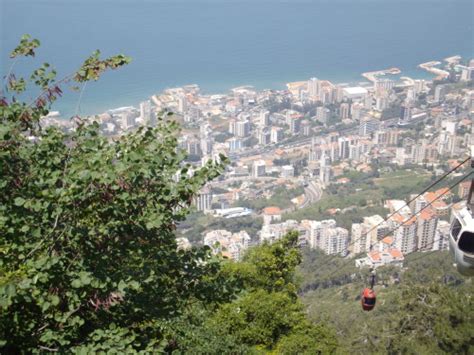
[53,61,448,118]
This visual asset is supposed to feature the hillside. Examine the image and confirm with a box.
[297,249,474,353]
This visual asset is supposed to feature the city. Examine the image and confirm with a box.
[44,55,474,268]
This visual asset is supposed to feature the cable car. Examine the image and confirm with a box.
[449,206,474,276]
[449,146,474,276]
[361,288,376,311]
[361,270,376,311]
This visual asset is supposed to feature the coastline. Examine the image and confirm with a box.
[52,64,442,118]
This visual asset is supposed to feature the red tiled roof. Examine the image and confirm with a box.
[263,206,282,215]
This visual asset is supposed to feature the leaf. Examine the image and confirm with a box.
[14,197,26,206]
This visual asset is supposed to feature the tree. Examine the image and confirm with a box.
[207,233,338,352]
[0,35,238,352]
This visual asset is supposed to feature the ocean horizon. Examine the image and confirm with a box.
[1,0,473,116]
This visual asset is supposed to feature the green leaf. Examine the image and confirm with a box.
[14,197,26,206]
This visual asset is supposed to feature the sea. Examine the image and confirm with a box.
[1,0,473,117]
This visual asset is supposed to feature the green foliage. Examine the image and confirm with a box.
[236,186,304,211]
[300,250,474,353]
[0,35,237,353]
[242,232,302,295]
[204,233,338,352]
[211,289,305,347]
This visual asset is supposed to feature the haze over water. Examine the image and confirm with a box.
[1,0,473,116]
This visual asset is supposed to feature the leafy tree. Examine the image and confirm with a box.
[208,233,337,352]
[0,35,238,352]
[381,282,474,354]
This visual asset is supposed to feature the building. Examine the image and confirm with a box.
[262,206,282,225]
[350,215,389,255]
[307,219,348,255]
[194,187,212,212]
[340,103,350,120]
[359,117,380,136]
[308,77,320,99]
[355,249,404,269]
[260,220,300,244]
[434,85,447,103]
[228,137,243,152]
[392,215,417,254]
[460,65,474,82]
[300,120,311,136]
[177,95,187,113]
[257,128,271,145]
[280,165,295,178]
[235,120,251,137]
[252,159,266,178]
[259,110,270,126]
[271,127,283,143]
[459,180,471,200]
[416,208,438,251]
[343,87,368,100]
[316,106,329,124]
[319,153,331,185]
[204,230,251,260]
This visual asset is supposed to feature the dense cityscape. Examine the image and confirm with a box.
[44,56,474,268]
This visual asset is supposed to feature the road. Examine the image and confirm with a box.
[300,180,323,209]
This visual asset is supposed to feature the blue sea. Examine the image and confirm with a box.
[1,0,473,116]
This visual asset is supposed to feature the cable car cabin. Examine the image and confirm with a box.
[450,207,474,276]
[361,288,376,311]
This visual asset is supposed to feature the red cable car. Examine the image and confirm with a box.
[361,287,376,311]
[361,270,376,311]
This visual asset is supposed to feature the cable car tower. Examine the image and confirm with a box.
[449,146,474,276]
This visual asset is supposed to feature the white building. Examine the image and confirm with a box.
[280,165,295,178]
[271,127,283,143]
[204,230,251,260]
[194,187,212,212]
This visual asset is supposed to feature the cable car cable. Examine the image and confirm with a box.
[323,171,473,281]
[343,157,470,253]
[319,157,470,276]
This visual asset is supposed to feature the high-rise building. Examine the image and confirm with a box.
[393,216,417,254]
[400,104,412,123]
[228,137,243,152]
[460,65,474,82]
[300,120,311,136]
[177,95,187,113]
[194,187,212,212]
[308,77,320,99]
[340,103,350,120]
[235,120,250,137]
[139,100,156,126]
[259,110,270,127]
[308,220,348,255]
[351,102,363,121]
[289,116,301,134]
[416,208,438,251]
[270,127,283,143]
[351,215,389,254]
[257,128,271,145]
[434,85,447,102]
[186,138,201,156]
[252,160,266,178]
[120,111,136,130]
[316,106,329,123]
[319,153,331,185]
